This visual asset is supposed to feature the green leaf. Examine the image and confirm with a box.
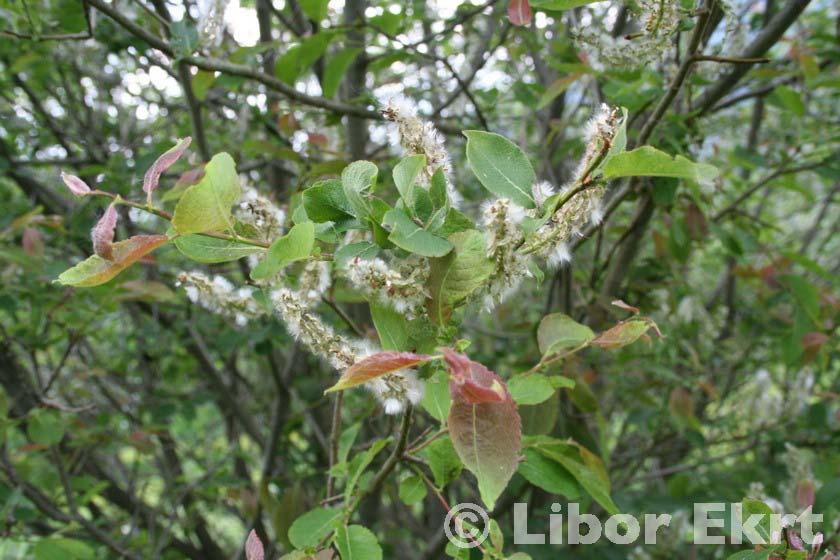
[726,552,772,560]
[536,73,582,110]
[342,161,378,219]
[275,32,335,85]
[169,19,199,58]
[528,437,619,514]
[508,374,556,405]
[603,146,719,183]
[323,48,362,98]
[537,313,596,356]
[393,155,426,209]
[530,0,601,9]
[299,0,329,21]
[57,235,169,287]
[173,235,263,263]
[518,448,580,498]
[335,525,383,560]
[463,131,536,208]
[27,409,64,446]
[421,436,462,488]
[769,85,805,116]
[435,208,475,237]
[430,168,449,209]
[335,241,379,268]
[287,507,343,549]
[250,222,315,280]
[303,179,355,222]
[192,70,215,101]
[33,538,95,560]
[421,370,452,423]
[382,209,453,257]
[398,476,428,505]
[172,153,241,234]
[427,230,494,323]
[370,301,410,351]
[740,498,774,543]
[346,439,390,497]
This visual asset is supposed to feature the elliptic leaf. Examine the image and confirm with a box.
[463,130,535,208]
[27,409,64,446]
[443,349,521,510]
[603,146,719,183]
[334,525,382,560]
[537,313,596,356]
[287,507,342,549]
[172,153,241,234]
[323,48,362,98]
[518,448,580,498]
[326,352,433,393]
[57,235,169,287]
[508,374,556,406]
[427,230,494,323]
[303,179,355,222]
[174,234,263,263]
[393,154,426,209]
[528,437,619,514]
[508,0,533,25]
[245,530,264,560]
[250,222,315,280]
[342,160,378,219]
[382,209,453,257]
[398,476,428,505]
[591,318,660,349]
[143,137,191,197]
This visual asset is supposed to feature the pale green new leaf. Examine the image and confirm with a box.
[393,154,426,209]
[508,374,556,405]
[603,146,719,183]
[342,161,378,219]
[537,313,596,356]
[172,153,241,234]
[464,130,536,208]
[250,222,315,280]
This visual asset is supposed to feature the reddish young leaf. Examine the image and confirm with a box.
[325,352,433,393]
[143,137,192,199]
[22,228,44,256]
[591,317,662,349]
[60,172,91,196]
[57,235,169,287]
[91,203,118,259]
[175,167,206,187]
[508,0,532,26]
[796,480,816,509]
[245,530,264,560]
[442,348,521,510]
[610,299,640,314]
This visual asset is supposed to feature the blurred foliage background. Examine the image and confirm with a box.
[0,0,838,558]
